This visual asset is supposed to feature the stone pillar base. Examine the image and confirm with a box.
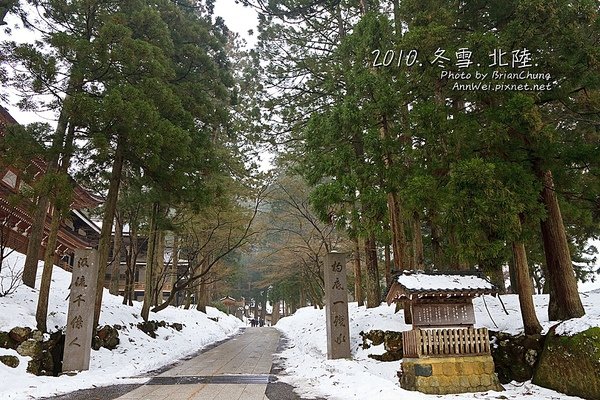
[400,355,504,395]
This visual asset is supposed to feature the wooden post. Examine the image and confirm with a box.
[63,249,99,373]
[324,252,351,359]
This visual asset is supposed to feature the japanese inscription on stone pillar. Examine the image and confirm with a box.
[324,251,351,359]
[63,249,99,373]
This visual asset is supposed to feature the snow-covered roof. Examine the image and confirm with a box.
[71,209,102,234]
[397,272,494,291]
[386,271,497,304]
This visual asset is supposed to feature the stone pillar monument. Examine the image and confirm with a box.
[62,249,99,373]
[324,251,351,359]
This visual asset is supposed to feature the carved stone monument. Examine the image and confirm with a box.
[324,251,351,359]
[62,249,99,373]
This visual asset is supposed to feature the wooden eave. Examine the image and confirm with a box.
[1,107,102,210]
[0,186,98,252]
[71,186,102,209]
[0,106,17,125]
[385,282,497,305]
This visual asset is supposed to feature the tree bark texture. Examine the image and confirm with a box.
[170,235,179,299]
[196,278,208,313]
[94,137,125,327]
[141,202,159,321]
[22,115,69,287]
[153,230,165,307]
[271,300,280,325]
[364,234,381,308]
[387,192,406,271]
[512,240,542,334]
[196,257,210,313]
[412,211,425,270]
[183,288,192,309]
[123,223,138,306]
[23,197,49,288]
[109,212,123,296]
[384,243,392,288]
[36,121,76,331]
[538,170,585,320]
[35,206,60,332]
[428,213,444,269]
[353,237,364,306]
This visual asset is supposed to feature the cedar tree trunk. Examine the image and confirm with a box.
[412,211,425,270]
[35,122,75,331]
[512,240,542,334]
[539,170,585,320]
[94,137,125,328]
[364,234,380,308]
[353,236,364,306]
[141,202,159,321]
[109,212,123,295]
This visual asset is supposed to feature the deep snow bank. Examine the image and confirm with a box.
[274,293,600,400]
[0,251,243,400]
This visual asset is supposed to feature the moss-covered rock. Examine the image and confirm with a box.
[384,331,403,353]
[360,330,385,348]
[360,330,403,361]
[532,326,600,400]
[1,327,64,376]
[9,327,32,344]
[16,339,42,358]
[0,331,17,349]
[489,331,545,384]
[31,330,44,342]
[93,325,120,350]
[0,355,19,368]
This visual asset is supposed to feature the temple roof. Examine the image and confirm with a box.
[386,271,497,304]
[0,105,18,125]
[0,106,102,209]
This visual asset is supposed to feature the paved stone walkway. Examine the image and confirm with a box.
[115,327,280,400]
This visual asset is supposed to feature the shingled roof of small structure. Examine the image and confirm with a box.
[385,271,497,304]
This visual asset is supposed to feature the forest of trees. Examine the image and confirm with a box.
[246,0,599,334]
[0,0,598,337]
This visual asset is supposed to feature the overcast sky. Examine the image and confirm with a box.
[215,0,258,47]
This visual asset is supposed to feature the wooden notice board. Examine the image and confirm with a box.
[411,301,475,327]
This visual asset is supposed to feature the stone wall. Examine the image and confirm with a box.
[400,355,503,395]
[361,329,545,383]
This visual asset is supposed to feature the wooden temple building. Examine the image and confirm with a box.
[0,106,102,267]
[386,271,503,394]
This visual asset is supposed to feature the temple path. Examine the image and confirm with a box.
[115,327,280,400]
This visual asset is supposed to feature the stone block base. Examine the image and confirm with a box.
[400,355,504,395]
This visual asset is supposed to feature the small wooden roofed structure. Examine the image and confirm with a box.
[220,296,245,316]
[386,271,497,305]
[220,296,237,307]
[386,271,497,328]
[386,271,498,360]
[391,272,505,394]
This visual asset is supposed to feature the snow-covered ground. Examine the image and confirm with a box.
[0,251,244,400]
[275,292,600,400]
